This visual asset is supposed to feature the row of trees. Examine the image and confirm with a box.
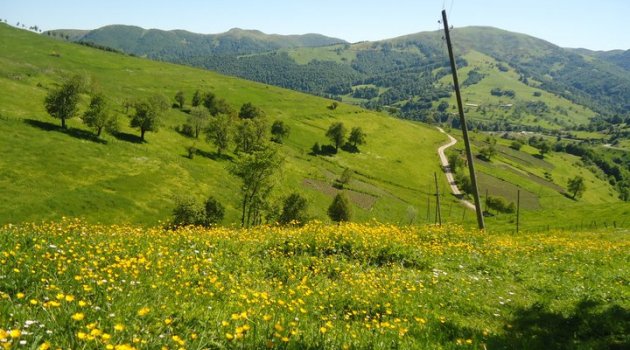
[172,190,353,227]
[312,122,366,155]
[44,74,170,141]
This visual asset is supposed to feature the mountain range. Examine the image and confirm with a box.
[49,24,630,129]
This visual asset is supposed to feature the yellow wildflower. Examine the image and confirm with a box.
[137,307,150,316]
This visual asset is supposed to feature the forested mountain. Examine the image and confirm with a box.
[50,25,630,129]
[47,25,347,57]
[570,48,630,72]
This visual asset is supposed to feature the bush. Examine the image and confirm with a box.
[172,196,224,227]
[328,193,352,223]
[311,142,321,155]
[278,193,309,226]
[172,196,205,227]
[510,140,523,151]
[334,168,353,189]
[203,197,225,226]
[485,195,515,214]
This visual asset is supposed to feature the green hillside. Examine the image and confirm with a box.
[0,23,448,226]
[0,23,626,230]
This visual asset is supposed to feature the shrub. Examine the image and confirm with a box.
[203,197,225,226]
[172,196,204,227]
[328,193,352,223]
[278,193,309,226]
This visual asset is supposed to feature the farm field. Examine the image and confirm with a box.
[1,220,628,349]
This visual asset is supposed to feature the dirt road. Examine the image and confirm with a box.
[436,127,476,210]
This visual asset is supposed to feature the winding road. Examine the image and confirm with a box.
[436,127,476,210]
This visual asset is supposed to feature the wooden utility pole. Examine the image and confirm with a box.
[516,189,521,233]
[434,172,442,225]
[441,10,485,230]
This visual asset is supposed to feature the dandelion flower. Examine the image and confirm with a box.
[71,313,85,321]
[137,307,150,316]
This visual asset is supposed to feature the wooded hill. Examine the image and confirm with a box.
[51,25,630,129]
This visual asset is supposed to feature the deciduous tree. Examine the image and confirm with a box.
[326,122,346,152]
[187,107,209,139]
[348,127,366,148]
[568,176,586,199]
[175,91,185,109]
[229,147,282,227]
[234,117,268,154]
[129,94,168,141]
[82,93,116,137]
[271,120,290,144]
[239,102,264,119]
[206,113,232,155]
[44,75,83,129]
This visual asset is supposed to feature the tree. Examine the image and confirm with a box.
[539,142,551,158]
[335,168,353,189]
[203,196,225,226]
[447,152,464,173]
[175,91,185,109]
[568,176,586,199]
[328,192,352,223]
[44,75,83,129]
[206,113,232,155]
[326,122,347,152]
[172,196,204,227]
[229,147,282,227]
[485,195,515,214]
[129,94,168,141]
[172,195,225,227]
[510,140,523,151]
[479,144,497,161]
[234,117,269,154]
[187,107,209,139]
[278,193,309,226]
[348,127,366,148]
[191,90,202,107]
[311,142,321,155]
[82,93,116,137]
[202,91,233,116]
[271,120,290,144]
[239,102,264,119]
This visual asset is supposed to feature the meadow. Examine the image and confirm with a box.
[1,220,628,349]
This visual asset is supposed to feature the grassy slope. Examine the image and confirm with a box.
[453,51,594,128]
[0,24,452,226]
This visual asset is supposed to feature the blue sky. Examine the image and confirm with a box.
[1,0,628,50]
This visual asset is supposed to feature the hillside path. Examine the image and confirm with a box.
[436,127,476,210]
